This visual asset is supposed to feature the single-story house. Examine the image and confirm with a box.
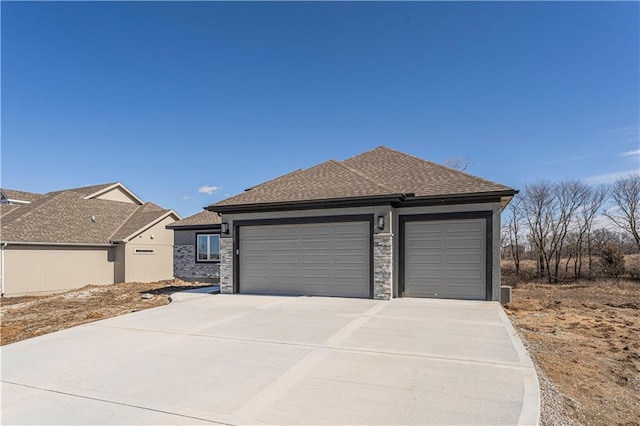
[207,146,517,301]
[0,182,180,296]
[166,210,221,283]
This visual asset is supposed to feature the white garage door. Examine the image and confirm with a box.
[239,221,370,297]
[404,219,486,300]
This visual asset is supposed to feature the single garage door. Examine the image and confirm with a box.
[404,218,486,300]
[239,221,370,297]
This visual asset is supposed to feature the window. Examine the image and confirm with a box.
[197,234,220,262]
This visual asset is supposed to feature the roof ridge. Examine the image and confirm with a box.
[378,146,510,190]
[332,160,397,193]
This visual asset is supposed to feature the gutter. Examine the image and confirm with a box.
[1,242,6,297]
[206,194,406,214]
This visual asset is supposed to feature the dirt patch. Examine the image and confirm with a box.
[0,279,214,346]
[505,280,640,425]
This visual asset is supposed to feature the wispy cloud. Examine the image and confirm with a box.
[198,185,220,195]
[585,169,640,184]
[181,195,190,200]
[618,149,640,157]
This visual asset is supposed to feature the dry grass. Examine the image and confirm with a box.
[505,280,640,425]
[0,279,212,346]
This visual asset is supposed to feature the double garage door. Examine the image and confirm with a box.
[237,217,487,300]
[239,221,371,298]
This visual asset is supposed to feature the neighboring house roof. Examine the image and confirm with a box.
[166,210,221,229]
[209,146,517,212]
[0,189,44,204]
[0,183,179,245]
[110,202,176,242]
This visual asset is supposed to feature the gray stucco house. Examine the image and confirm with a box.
[167,210,222,283]
[205,146,517,301]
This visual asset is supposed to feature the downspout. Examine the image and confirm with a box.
[1,242,7,297]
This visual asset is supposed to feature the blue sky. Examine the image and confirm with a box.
[2,1,638,217]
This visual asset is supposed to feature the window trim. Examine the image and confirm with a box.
[195,233,221,263]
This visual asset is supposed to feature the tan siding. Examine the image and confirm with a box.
[94,187,139,204]
[114,244,126,283]
[124,216,175,282]
[3,246,115,296]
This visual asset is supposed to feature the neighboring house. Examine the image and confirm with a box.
[166,210,221,283]
[0,183,181,296]
[207,146,517,301]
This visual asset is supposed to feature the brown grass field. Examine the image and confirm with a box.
[505,280,640,425]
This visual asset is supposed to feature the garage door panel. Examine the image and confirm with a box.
[240,221,370,297]
[405,218,486,300]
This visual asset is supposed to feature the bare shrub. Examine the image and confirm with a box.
[626,256,640,281]
[597,245,626,278]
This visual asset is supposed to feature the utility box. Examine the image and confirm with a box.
[500,286,512,305]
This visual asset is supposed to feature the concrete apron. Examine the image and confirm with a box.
[1,294,540,425]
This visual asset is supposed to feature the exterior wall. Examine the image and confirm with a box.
[94,187,139,204]
[114,244,126,283]
[218,201,502,301]
[2,245,115,296]
[173,228,221,282]
[124,216,176,283]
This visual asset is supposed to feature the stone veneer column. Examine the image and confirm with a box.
[219,238,234,294]
[373,233,393,300]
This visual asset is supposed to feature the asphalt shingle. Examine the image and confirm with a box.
[209,146,515,209]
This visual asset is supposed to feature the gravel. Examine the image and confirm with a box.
[517,332,583,426]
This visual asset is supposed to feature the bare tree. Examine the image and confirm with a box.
[578,185,608,279]
[506,198,523,275]
[548,181,590,282]
[605,175,640,251]
[521,180,589,282]
[444,157,471,172]
[521,181,555,280]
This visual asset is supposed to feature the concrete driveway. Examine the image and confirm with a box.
[1,293,539,425]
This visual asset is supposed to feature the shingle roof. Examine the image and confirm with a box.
[213,159,397,207]
[342,146,514,197]
[0,189,44,203]
[110,203,172,241]
[209,146,516,210]
[166,210,221,228]
[1,184,176,245]
[46,182,117,198]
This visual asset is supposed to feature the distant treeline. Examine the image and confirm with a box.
[501,175,639,282]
